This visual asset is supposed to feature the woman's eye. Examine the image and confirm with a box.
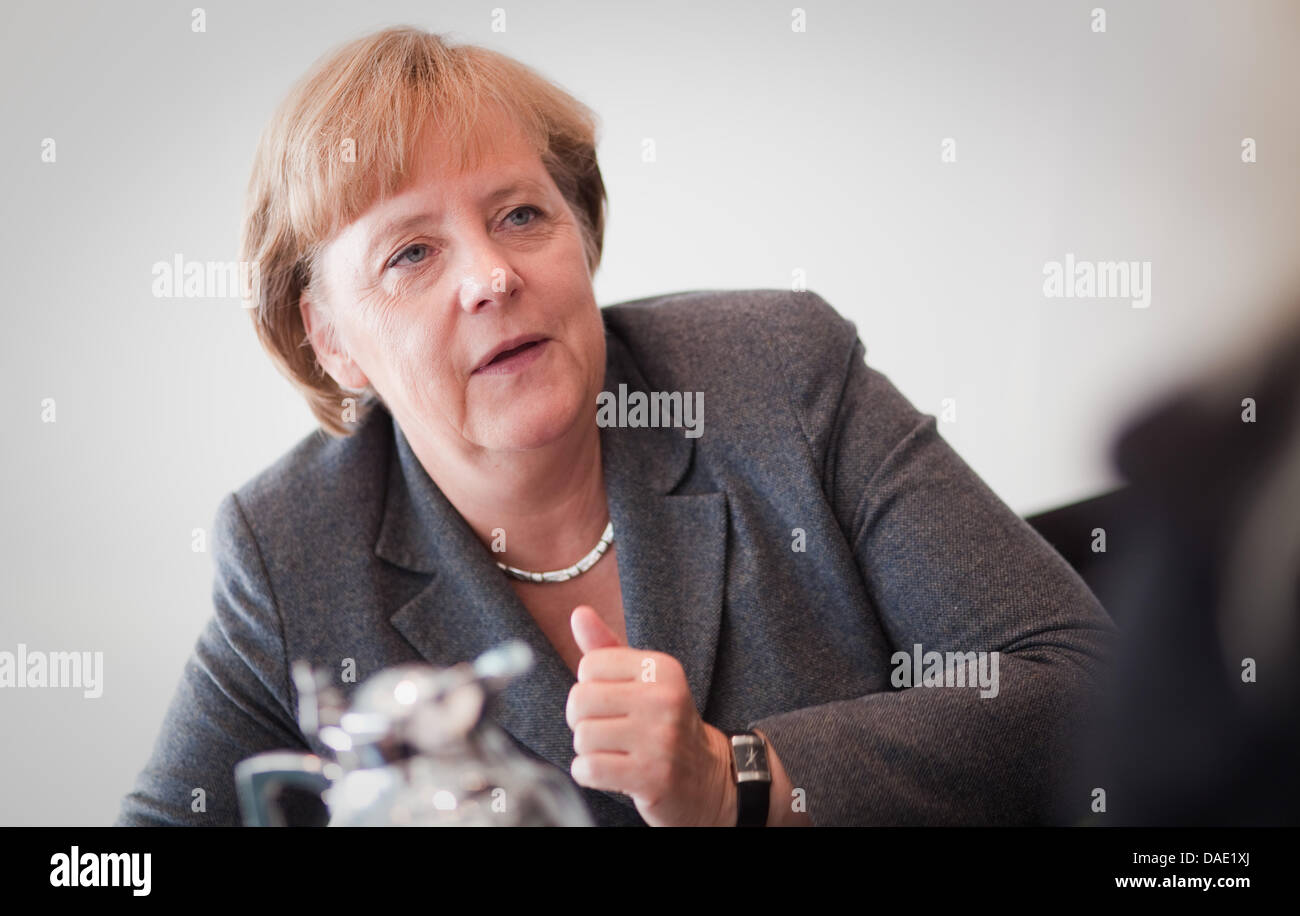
[388,244,428,269]
[386,209,539,270]
[504,205,541,228]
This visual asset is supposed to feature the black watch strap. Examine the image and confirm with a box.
[726,730,771,827]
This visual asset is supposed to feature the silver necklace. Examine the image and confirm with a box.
[495,520,615,583]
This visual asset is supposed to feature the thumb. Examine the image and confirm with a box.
[570,604,623,655]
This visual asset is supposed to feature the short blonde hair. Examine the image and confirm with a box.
[240,26,607,436]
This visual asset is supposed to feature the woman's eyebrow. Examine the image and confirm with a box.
[365,179,548,260]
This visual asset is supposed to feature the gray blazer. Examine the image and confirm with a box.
[115,289,1117,827]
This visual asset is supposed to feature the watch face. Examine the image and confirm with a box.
[732,735,770,780]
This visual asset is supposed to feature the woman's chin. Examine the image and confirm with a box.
[471,397,587,452]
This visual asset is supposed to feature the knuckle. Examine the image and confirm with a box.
[573,756,597,787]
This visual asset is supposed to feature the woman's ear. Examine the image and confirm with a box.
[299,287,371,393]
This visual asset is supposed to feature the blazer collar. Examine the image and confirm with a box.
[374,326,729,789]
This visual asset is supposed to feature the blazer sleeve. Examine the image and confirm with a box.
[745,292,1119,826]
[114,493,317,826]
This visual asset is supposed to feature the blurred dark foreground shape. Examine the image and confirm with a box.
[1027,300,1300,825]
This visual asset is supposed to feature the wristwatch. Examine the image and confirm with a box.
[725,730,771,827]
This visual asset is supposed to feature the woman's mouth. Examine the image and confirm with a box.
[473,338,548,376]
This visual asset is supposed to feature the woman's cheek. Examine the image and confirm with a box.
[402,327,456,404]
[369,292,428,366]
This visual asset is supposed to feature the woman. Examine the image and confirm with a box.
[115,26,1116,827]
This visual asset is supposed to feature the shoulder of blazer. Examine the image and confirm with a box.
[599,287,863,449]
[225,402,395,561]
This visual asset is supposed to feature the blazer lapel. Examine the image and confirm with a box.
[375,327,729,790]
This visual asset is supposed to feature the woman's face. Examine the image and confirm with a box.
[304,110,605,455]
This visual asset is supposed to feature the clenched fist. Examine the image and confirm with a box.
[565,604,738,827]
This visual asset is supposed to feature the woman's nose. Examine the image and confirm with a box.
[457,241,519,314]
